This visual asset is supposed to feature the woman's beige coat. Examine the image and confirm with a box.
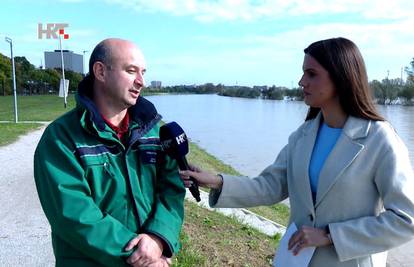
[210,114,414,267]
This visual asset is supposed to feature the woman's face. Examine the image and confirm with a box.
[298,54,339,109]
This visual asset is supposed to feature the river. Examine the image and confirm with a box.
[147,94,414,177]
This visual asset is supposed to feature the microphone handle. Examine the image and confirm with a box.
[178,157,201,202]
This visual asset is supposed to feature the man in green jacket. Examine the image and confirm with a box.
[34,38,186,267]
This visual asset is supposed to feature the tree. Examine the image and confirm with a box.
[405,58,414,83]
[63,69,83,93]
[0,72,7,96]
[370,79,400,104]
[0,53,12,95]
[15,56,35,94]
[263,85,283,100]
[399,83,414,105]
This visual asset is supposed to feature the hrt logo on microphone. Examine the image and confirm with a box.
[176,133,186,145]
[38,23,70,39]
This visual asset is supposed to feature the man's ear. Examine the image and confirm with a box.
[93,62,106,82]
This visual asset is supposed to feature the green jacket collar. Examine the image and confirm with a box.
[75,75,162,139]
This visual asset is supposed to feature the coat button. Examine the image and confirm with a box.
[309,214,314,221]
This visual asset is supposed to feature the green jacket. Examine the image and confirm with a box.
[34,76,185,267]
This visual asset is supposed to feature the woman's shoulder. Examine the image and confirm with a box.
[370,120,398,139]
[287,118,314,143]
[368,119,408,153]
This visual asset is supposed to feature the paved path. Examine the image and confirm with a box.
[0,128,413,266]
[0,126,54,267]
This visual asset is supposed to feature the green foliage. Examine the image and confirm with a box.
[262,86,284,100]
[54,68,83,93]
[284,87,304,101]
[370,76,414,105]
[405,58,414,83]
[0,53,12,95]
[0,52,83,96]
[218,86,261,98]
[400,83,414,105]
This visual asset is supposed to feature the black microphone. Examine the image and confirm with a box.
[159,122,201,202]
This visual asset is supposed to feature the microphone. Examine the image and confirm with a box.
[159,122,201,202]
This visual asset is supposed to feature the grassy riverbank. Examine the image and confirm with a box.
[1,94,290,266]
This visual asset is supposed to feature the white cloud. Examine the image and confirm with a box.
[147,15,414,86]
[105,0,414,22]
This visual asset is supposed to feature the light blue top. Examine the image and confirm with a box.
[309,122,342,201]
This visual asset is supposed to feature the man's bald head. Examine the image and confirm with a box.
[88,38,140,77]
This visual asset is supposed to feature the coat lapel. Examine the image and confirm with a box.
[314,116,370,208]
[294,113,322,210]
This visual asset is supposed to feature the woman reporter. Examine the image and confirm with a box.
[180,37,414,267]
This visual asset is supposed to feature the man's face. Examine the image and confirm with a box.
[102,43,146,110]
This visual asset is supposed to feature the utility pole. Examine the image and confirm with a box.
[5,37,18,123]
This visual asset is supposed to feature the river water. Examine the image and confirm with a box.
[147,94,414,177]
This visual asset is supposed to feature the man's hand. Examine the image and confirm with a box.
[125,233,165,267]
[147,257,172,267]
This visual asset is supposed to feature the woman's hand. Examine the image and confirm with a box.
[179,164,223,189]
[288,226,332,255]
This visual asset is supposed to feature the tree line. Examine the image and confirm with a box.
[150,58,414,105]
[1,51,413,105]
[0,52,83,96]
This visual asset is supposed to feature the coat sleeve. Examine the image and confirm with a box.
[33,126,136,267]
[140,153,186,257]
[209,144,289,208]
[329,136,414,262]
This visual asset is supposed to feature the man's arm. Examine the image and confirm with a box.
[140,151,186,257]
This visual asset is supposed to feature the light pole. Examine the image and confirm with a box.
[82,50,88,76]
[5,37,18,123]
[59,34,67,108]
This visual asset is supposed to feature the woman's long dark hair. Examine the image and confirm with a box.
[304,37,384,121]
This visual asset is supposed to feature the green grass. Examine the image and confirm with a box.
[0,123,43,146]
[173,201,279,267]
[0,95,76,121]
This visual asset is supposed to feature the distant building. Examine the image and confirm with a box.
[150,81,162,89]
[44,50,83,74]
